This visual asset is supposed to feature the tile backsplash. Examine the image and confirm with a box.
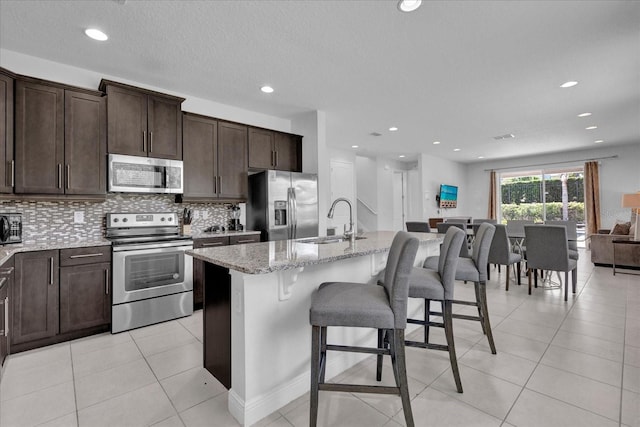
[0,194,239,243]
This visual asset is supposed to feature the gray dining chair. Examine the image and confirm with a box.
[545,220,579,261]
[309,231,419,427]
[487,224,522,290]
[524,225,577,301]
[406,221,431,232]
[403,226,466,393]
[437,222,469,257]
[424,223,497,354]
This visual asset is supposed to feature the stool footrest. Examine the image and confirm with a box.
[452,313,482,322]
[326,344,390,356]
[450,299,479,307]
[407,318,444,328]
[319,383,400,395]
[405,340,448,351]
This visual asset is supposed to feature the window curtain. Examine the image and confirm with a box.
[584,161,601,236]
[487,170,497,219]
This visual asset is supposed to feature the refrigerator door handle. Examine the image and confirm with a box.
[287,187,294,239]
[292,188,298,239]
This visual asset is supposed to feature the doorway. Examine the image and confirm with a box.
[392,171,407,231]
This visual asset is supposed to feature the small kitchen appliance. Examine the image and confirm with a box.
[0,213,22,244]
[228,204,241,231]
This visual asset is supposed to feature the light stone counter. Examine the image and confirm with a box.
[0,238,111,267]
[187,230,442,274]
[190,230,443,426]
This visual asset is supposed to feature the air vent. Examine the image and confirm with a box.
[370,132,382,137]
[493,133,515,141]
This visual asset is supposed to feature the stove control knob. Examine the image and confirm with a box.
[167,217,173,222]
[161,217,166,222]
[113,218,119,223]
[122,218,128,223]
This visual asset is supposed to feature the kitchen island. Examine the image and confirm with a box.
[187,231,442,426]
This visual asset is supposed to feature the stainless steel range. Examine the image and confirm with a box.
[106,212,193,333]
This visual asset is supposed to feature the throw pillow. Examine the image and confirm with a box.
[610,221,631,235]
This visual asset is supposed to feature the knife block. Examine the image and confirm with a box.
[181,224,191,236]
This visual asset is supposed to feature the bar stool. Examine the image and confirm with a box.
[404,226,466,392]
[424,223,497,354]
[309,231,419,427]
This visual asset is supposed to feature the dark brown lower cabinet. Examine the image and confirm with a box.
[60,262,111,333]
[12,251,59,345]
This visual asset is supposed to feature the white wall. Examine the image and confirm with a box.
[417,153,468,220]
[0,49,292,132]
[464,143,640,226]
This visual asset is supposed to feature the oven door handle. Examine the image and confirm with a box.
[112,241,194,252]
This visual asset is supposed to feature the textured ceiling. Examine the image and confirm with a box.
[1,0,639,163]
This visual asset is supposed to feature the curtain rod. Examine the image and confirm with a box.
[484,155,618,172]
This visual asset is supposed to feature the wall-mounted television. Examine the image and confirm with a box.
[439,184,458,208]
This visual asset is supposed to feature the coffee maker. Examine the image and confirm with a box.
[228,204,242,231]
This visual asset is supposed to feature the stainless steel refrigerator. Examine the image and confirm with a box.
[247,170,319,241]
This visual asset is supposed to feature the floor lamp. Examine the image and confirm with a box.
[622,193,640,241]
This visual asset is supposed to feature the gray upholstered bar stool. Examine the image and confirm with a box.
[406,221,431,232]
[424,222,497,354]
[404,226,466,393]
[309,231,419,427]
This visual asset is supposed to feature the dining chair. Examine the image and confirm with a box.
[545,220,579,260]
[487,224,522,290]
[406,221,431,232]
[506,219,534,254]
[309,231,419,427]
[424,223,497,353]
[403,226,466,392]
[523,225,577,301]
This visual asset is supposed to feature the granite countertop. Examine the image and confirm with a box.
[0,238,112,267]
[187,231,443,275]
[190,230,261,239]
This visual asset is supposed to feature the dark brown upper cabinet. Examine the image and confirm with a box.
[0,69,14,194]
[182,113,247,201]
[248,127,302,172]
[100,80,184,160]
[14,78,106,195]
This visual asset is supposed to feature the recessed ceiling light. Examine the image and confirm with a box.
[351,145,359,149]
[594,140,604,144]
[260,86,274,93]
[397,0,422,13]
[432,141,441,145]
[453,148,461,152]
[585,126,598,130]
[560,81,578,88]
[478,156,485,159]
[389,127,398,132]
[577,112,592,117]
[85,28,108,41]
[399,155,406,158]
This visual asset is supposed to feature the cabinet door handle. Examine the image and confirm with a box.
[10,160,14,187]
[143,131,147,152]
[275,151,278,167]
[149,132,153,152]
[66,165,70,190]
[105,269,109,295]
[69,253,104,259]
[2,296,8,337]
[0,267,14,275]
[213,175,217,194]
[271,151,275,167]
[236,239,256,244]
[202,242,224,247]
[58,164,63,189]
[0,277,6,287]
[218,176,221,192]
[49,257,54,285]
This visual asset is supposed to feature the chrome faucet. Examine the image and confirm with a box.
[327,198,355,243]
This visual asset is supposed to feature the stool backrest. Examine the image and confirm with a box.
[383,231,419,329]
[439,227,466,300]
[471,223,496,282]
[487,224,511,264]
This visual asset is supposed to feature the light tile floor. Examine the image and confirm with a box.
[1,249,639,427]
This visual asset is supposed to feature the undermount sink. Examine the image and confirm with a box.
[299,236,367,245]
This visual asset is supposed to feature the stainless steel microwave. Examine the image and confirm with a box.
[108,154,183,194]
[0,213,22,245]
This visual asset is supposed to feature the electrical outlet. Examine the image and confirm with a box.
[74,211,85,224]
